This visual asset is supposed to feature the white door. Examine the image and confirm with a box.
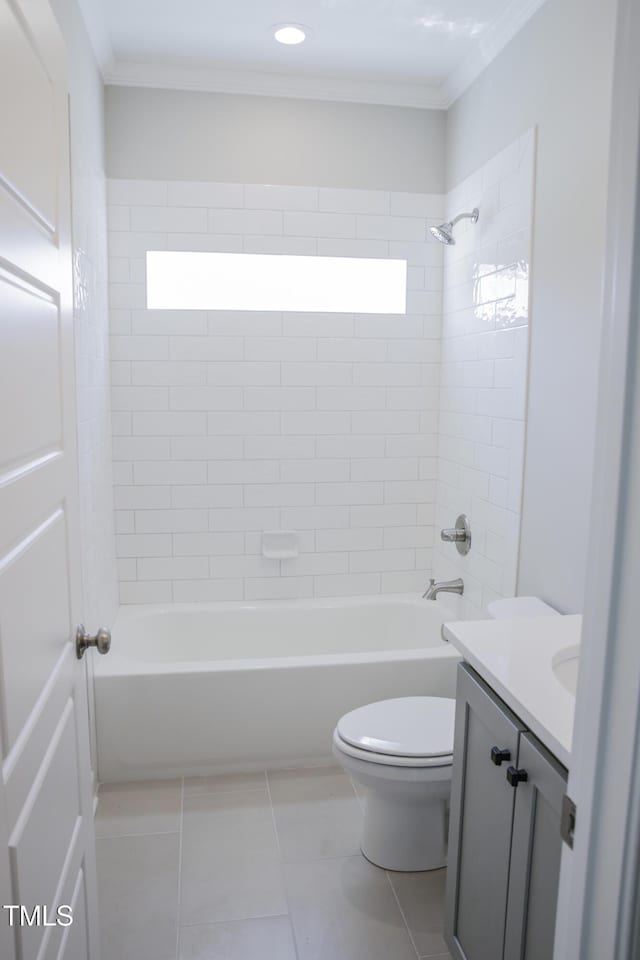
[553,0,640,956]
[0,0,100,958]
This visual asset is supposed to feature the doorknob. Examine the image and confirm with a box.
[76,624,111,660]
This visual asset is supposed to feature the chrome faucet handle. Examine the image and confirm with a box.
[441,528,466,542]
[440,514,471,556]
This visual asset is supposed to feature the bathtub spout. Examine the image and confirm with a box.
[423,578,464,600]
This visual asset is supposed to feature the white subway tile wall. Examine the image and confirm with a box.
[433,131,535,616]
[107,181,445,603]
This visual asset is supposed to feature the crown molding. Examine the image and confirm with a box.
[103,61,448,110]
[88,0,548,111]
[440,0,549,107]
[74,0,114,73]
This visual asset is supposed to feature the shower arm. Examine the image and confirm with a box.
[449,208,479,228]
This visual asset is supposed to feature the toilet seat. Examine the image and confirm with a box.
[334,696,456,768]
[333,729,453,768]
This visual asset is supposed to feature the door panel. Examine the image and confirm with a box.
[4,646,75,827]
[0,0,99,957]
[0,273,62,466]
[0,513,70,751]
[446,664,526,960]
[504,733,567,960]
[38,865,87,960]
[0,0,57,227]
[11,707,80,960]
[61,870,89,960]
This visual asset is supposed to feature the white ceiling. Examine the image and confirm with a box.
[80,0,547,108]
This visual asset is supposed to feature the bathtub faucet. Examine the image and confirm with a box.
[423,577,464,600]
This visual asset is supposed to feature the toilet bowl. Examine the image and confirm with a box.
[333,598,557,871]
[332,696,456,872]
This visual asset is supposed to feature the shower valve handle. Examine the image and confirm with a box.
[440,514,472,556]
[441,528,467,542]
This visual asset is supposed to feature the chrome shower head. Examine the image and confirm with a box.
[429,208,479,245]
[430,223,455,245]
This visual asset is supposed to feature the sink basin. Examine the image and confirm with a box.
[552,645,580,696]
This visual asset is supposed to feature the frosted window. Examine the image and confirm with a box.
[146,251,407,314]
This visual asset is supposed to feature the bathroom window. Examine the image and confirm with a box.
[146,251,407,314]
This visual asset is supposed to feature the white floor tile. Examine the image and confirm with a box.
[284,856,418,960]
[268,765,362,863]
[94,766,450,960]
[97,833,179,960]
[96,779,182,838]
[178,916,297,959]
[388,869,448,958]
[184,771,267,796]
[180,790,287,925]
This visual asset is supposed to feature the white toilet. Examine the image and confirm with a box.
[333,696,456,872]
[334,596,560,872]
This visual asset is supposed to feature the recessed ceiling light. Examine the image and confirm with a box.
[274,24,307,45]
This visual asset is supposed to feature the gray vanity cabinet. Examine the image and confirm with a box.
[503,733,567,960]
[445,664,567,960]
[445,664,526,960]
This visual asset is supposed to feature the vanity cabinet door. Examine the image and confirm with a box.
[445,664,527,960]
[503,733,568,960]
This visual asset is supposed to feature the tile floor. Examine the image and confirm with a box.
[96,765,452,960]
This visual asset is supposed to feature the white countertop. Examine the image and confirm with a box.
[443,614,582,769]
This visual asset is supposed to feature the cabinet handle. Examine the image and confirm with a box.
[506,766,528,787]
[491,746,511,765]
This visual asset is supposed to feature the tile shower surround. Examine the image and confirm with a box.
[433,131,534,616]
[107,182,445,603]
[107,145,532,607]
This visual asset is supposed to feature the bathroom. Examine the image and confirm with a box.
[0,0,638,957]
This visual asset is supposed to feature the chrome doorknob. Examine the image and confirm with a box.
[76,624,111,659]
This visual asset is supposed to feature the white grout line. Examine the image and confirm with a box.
[264,768,302,960]
[178,913,291,930]
[175,777,185,960]
[264,769,284,863]
[95,829,181,841]
[385,870,422,960]
[286,913,301,960]
[182,786,268,798]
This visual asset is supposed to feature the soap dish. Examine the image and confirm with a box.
[262,530,299,560]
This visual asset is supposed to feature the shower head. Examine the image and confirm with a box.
[430,223,455,245]
[429,208,479,245]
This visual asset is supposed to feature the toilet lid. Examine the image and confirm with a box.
[337,697,456,758]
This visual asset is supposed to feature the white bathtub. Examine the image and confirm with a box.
[94,594,460,782]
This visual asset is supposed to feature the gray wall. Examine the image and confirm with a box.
[446,0,616,613]
[105,86,446,193]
